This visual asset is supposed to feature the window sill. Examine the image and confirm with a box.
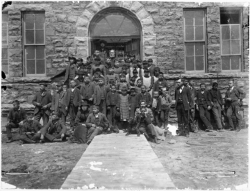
[2,77,51,83]
[164,72,249,79]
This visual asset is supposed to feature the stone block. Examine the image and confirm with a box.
[55,47,67,53]
[76,17,89,27]
[144,35,156,46]
[68,16,78,23]
[77,47,88,58]
[95,1,108,9]
[65,39,74,46]
[53,39,63,47]
[141,16,154,27]
[144,46,154,56]
[68,47,76,55]
[46,27,55,36]
[86,2,101,14]
[130,2,143,13]
[74,37,87,46]
[81,9,94,20]
[52,59,64,63]
[143,25,155,35]
[136,8,150,20]
[76,27,88,37]
[9,49,22,57]
[122,1,133,10]
[146,6,159,13]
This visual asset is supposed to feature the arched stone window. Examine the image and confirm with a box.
[89,7,142,59]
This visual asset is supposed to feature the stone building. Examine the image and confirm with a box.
[1,1,249,124]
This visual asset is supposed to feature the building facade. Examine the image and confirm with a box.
[1,1,249,122]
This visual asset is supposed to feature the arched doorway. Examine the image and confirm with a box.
[89,7,142,60]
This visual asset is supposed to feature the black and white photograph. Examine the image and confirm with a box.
[1,0,249,190]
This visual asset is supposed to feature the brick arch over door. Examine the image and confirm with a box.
[74,1,157,63]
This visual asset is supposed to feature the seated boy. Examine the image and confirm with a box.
[85,105,109,144]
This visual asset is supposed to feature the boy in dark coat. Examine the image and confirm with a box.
[64,80,81,128]
[80,76,95,109]
[18,113,43,144]
[136,85,152,108]
[159,87,172,129]
[153,72,168,93]
[152,91,161,127]
[175,79,193,137]
[224,79,244,131]
[208,82,224,131]
[196,83,214,132]
[106,84,120,133]
[64,57,77,87]
[32,83,52,126]
[94,78,108,115]
[6,100,27,143]
[86,105,109,144]
[39,113,67,142]
[68,100,90,144]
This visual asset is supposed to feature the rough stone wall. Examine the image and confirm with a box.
[141,1,249,73]
[4,1,249,77]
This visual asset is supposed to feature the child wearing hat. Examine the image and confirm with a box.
[159,87,172,129]
[32,83,52,126]
[117,85,130,131]
[85,105,109,144]
[64,80,81,129]
[65,57,77,87]
[152,91,161,127]
[68,100,90,144]
[39,112,67,143]
[93,77,108,115]
[106,84,120,133]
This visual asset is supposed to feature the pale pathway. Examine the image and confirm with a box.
[61,132,176,189]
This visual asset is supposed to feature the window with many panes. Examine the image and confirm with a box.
[184,9,206,72]
[220,8,242,71]
[2,13,8,75]
[23,12,45,76]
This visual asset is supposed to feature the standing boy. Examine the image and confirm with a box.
[32,83,52,126]
[64,80,81,128]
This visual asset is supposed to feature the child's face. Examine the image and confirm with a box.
[154,70,159,76]
[109,79,115,85]
[137,80,142,86]
[111,86,116,92]
[99,80,104,85]
[82,106,88,111]
[63,85,67,92]
[144,71,149,77]
[115,61,119,67]
[130,80,135,86]
[131,90,136,96]
[141,86,146,93]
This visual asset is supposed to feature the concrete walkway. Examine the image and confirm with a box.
[61,132,175,189]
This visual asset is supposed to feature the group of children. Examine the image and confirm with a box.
[60,52,172,141]
[5,52,172,145]
[5,50,245,145]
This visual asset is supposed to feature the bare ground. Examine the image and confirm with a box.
[1,129,248,189]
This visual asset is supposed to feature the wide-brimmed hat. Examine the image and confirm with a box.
[81,100,89,106]
[68,56,76,63]
[176,79,182,83]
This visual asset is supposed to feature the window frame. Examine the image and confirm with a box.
[219,7,243,72]
[183,8,207,73]
[22,11,46,77]
[2,13,9,77]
